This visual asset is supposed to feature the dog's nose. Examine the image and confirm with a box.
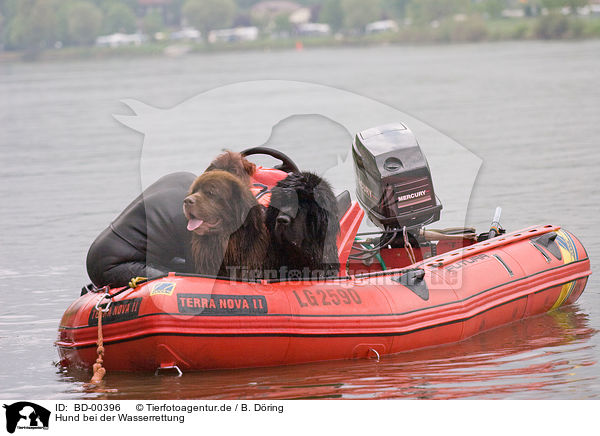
[276,214,291,225]
[184,196,195,206]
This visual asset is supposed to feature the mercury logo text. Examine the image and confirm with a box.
[397,190,428,202]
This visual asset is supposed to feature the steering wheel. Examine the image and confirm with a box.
[241,147,300,174]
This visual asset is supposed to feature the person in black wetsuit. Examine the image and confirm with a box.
[86,172,197,288]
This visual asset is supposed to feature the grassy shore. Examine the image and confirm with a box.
[3,15,600,63]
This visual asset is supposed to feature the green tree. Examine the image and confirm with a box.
[0,0,20,22]
[540,0,587,14]
[67,1,102,45]
[341,0,382,32]
[90,0,138,12]
[382,0,410,19]
[0,13,4,48]
[142,10,164,39]
[476,0,504,19]
[163,0,185,26]
[319,0,343,31]
[183,0,236,38]
[8,0,60,52]
[102,2,137,34]
[535,12,570,38]
[273,13,292,34]
[407,0,470,24]
[235,0,262,10]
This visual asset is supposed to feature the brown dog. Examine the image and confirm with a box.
[183,170,268,279]
[205,150,256,184]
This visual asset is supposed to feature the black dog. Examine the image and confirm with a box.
[266,172,340,279]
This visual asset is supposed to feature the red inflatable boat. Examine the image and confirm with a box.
[56,125,591,372]
[56,223,590,371]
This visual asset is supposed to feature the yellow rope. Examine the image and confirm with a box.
[89,277,146,384]
[90,302,106,384]
[128,276,147,289]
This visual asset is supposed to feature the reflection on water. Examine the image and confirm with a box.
[58,306,597,400]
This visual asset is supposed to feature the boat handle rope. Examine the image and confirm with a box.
[368,348,380,362]
[155,365,183,377]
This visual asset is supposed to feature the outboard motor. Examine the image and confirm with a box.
[352,123,442,232]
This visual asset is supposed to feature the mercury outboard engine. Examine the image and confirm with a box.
[352,123,442,232]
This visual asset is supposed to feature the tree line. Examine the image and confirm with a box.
[0,0,591,52]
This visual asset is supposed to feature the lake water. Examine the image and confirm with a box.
[1,40,599,400]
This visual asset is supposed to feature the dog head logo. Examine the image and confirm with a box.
[114,80,481,286]
[3,402,50,433]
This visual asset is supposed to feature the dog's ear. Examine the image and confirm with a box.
[313,183,341,271]
[206,151,255,184]
[314,180,340,227]
[188,175,203,195]
[265,199,278,229]
[311,179,341,250]
[230,178,260,229]
[241,156,256,177]
[243,204,265,236]
[308,201,329,243]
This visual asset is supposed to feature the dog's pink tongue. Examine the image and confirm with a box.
[187,218,204,231]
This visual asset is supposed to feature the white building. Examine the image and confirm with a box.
[289,7,312,25]
[95,33,147,48]
[501,9,526,18]
[296,23,331,37]
[365,20,399,34]
[208,27,259,43]
[170,28,202,42]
